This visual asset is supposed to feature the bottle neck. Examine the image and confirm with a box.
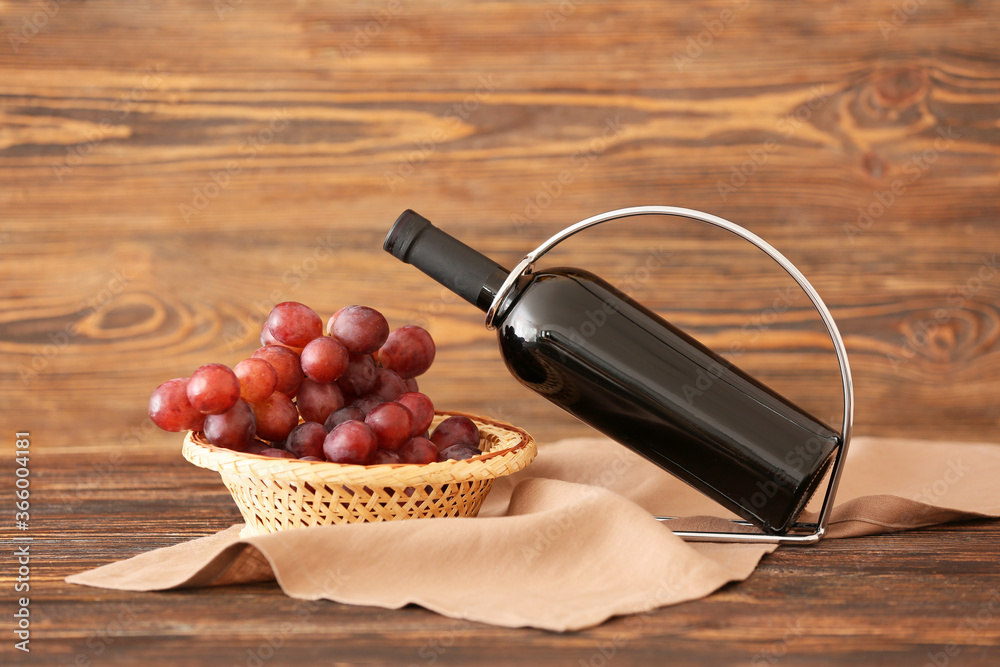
[383,210,510,313]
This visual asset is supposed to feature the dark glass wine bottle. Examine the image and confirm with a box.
[384,210,839,533]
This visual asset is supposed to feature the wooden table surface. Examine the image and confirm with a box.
[2,0,998,664]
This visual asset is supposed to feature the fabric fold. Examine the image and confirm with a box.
[67,435,1000,631]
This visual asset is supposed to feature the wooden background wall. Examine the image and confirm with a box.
[1,0,997,453]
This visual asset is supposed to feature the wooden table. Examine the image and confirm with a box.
[2,1,998,664]
[15,449,1000,666]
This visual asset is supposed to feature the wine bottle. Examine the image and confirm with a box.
[384,209,839,533]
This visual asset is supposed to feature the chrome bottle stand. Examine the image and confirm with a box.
[485,206,854,545]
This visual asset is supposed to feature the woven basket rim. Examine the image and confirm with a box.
[182,410,536,486]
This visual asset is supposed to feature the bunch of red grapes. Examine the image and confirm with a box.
[148,302,483,465]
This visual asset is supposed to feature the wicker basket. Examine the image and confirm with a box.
[182,411,536,537]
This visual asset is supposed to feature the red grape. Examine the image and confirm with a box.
[370,449,401,464]
[437,444,483,461]
[324,405,364,431]
[149,299,448,469]
[252,345,304,397]
[376,325,435,378]
[244,439,271,455]
[252,391,299,441]
[265,301,323,349]
[285,421,327,459]
[300,456,323,462]
[323,421,378,464]
[371,368,407,402]
[259,447,298,459]
[149,378,206,432]
[398,437,437,464]
[395,392,434,435]
[350,394,383,417]
[295,378,344,424]
[186,363,241,415]
[203,399,256,451]
[234,358,278,404]
[365,402,414,451]
[300,335,349,383]
[336,353,377,396]
[430,415,480,451]
[260,326,284,348]
[329,305,389,354]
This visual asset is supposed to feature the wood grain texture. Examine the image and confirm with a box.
[5,448,1000,666]
[1,0,998,664]
[2,1,998,446]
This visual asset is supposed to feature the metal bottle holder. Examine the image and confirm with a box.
[484,206,854,545]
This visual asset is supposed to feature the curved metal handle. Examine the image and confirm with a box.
[485,205,854,542]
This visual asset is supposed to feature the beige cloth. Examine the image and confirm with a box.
[67,436,1000,631]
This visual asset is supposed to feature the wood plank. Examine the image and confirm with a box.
[1,0,998,663]
[5,449,998,666]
